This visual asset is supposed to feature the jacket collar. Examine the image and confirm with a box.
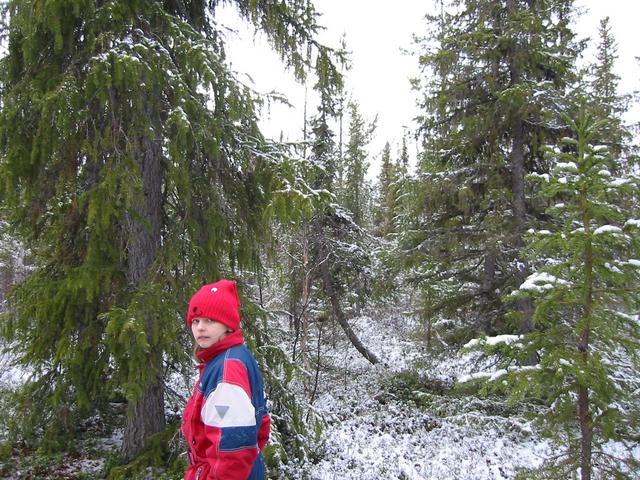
[196,328,244,364]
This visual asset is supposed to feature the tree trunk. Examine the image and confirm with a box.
[578,186,594,480]
[578,315,593,480]
[300,230,311,367]
[288,233,301,360]
[578,384,593,480]
[506,0,535,345]
[122,379,166,460]
[510,112,535,338]
[121,133,166,461]
[317,236,379,365]
[481,246,497,334]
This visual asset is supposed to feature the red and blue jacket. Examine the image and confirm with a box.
[182,330,271,480]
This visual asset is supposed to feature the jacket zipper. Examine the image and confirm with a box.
[195,466,202,480]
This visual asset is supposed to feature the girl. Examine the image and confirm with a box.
[182,279,270,480]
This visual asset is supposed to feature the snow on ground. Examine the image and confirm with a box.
[3,304,635,479]
[302,309,553,480]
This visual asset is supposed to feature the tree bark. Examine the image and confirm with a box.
[578,385,593,480]
[511,118,535,325]
[122,379,166,460]
[301,230,311,367]
[121,132,166,461]
[578,186,594,480]
[506,5,535,337]
[481,246,497,334]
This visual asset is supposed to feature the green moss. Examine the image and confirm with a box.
[0,441,13,462]
[381,370,455,408]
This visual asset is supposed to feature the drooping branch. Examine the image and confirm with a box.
[316,227,379,365]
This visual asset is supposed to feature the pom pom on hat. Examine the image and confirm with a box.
[186,279,241,331]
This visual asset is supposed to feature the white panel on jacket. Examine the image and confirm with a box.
[201,383,256,428]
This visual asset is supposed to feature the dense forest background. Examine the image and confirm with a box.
[0,1,638,479]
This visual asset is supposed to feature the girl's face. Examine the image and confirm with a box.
[191,318,230,349]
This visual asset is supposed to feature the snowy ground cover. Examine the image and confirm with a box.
[0,311,554,479]
[4,307,636,479]
[300,311,554,480]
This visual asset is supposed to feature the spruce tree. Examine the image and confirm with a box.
[274,45,342,378]
[0,0,337,465]
[282,53,378,365]
[373,141,397,237]
[391,135,413,237]
[341,100,374,227]
[465,103,640,479]
[588,16,631,167]
[406,0,581,340]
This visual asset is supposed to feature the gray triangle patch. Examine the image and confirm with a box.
[215,405,230,419]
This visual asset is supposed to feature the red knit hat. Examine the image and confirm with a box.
[186,279,241,331]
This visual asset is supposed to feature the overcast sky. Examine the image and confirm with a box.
[219,1,640,177]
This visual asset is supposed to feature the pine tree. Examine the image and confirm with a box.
[334,35,350,194]
[465,103,640,479]
[396,135,410,180]
[341,100,375,227]
[272,42,342,380]
[588,16,631,167]
[392,135,412,234]
[268,39,379,417]
[406,0,581,340]
[281,54,378,365]
[373,141,397,237]
[0,0,337,465]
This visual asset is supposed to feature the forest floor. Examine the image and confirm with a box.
[289,309,553,480]
[0,306,571,479]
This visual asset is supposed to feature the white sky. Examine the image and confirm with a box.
[219,1,640,178]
